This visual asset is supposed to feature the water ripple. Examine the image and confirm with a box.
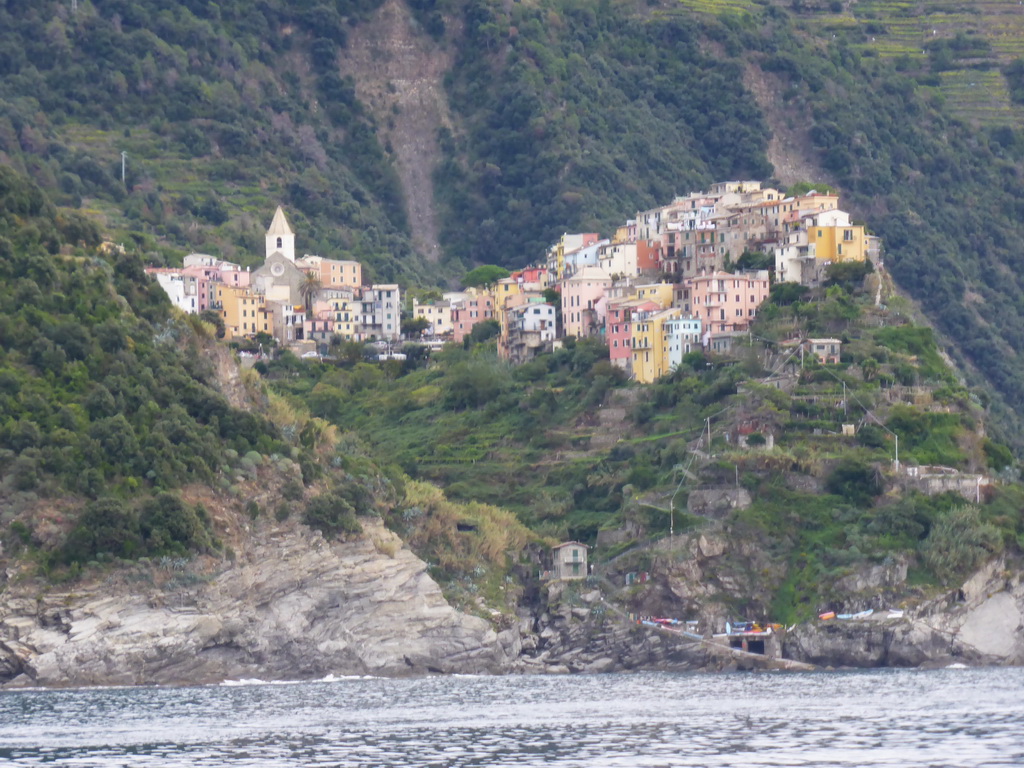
[0,668,1021,766]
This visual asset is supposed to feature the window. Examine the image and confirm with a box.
[276,237,282,248]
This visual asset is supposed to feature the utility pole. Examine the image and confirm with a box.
[121,151,127,186]
[843,380,847,418]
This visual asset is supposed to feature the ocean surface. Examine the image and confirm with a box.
[0,667,1021,767]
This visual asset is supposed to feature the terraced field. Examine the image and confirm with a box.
[671,0,1024,124]
[671,0,761,18]
[835,0,1024,123]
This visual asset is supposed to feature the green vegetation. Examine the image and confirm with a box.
[0,0,426,282]
[0,169,407,580]
[261,257,1023,620]
[437,1,772,268]
[0,168,284,501]
[462,264,510,287]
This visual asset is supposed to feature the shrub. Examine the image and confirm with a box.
[920,505,1002,585]
[281,478,304,501]
[303,490,362,537]
[825,458,882,506]
[138,493,212,556]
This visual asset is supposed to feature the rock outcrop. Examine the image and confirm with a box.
[0,520,513,687]
[519,580,717,674]
[785,556,1024,668]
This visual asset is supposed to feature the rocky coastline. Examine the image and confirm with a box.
[1,523,1021,688]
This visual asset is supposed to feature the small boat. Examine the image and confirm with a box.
[836,609,874,620]
[819,611,836,620]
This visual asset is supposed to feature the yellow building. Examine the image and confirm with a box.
[631,307,681,384]
[494,277,523,310]
[634,283,674,309]
[298,255,363,290]
[217,285,267,340]
[412,298,453,336]
[808,222,868,263]
[327,296,361,340]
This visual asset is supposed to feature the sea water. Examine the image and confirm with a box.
[0,667,1021,766]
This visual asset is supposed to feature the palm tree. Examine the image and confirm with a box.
[299,271,322,316]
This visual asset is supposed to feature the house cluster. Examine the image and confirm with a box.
[146,207,400,350]
[414,181,878,382]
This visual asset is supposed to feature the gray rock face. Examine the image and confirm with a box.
[785,556,1024,668]
[686,488,752,520]
[0,521,513,687]
[520,580,717,674]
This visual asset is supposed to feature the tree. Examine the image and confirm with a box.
[769,282,810,306]
[463,265,510,288]
[467,319,500,345]
[299,272,323,316]
[786,181,836,196]
[200,309,226,339]
[402,316,431,338]
[920,505,1002,584]
[330,337,370,364]
[63,498,142,562]
[736,249,773,272]
[825,260,874,292]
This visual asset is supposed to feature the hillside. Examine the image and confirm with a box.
[1,165,1023,680]
[3,1,1024,449]
[267,262,1023,623]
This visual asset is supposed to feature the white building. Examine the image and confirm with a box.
[265,206,296,263]
[152,271,198,314]
[551,541,588,580]
[664,315,703,371]
[506,302,556,363]
[361,284,401,341]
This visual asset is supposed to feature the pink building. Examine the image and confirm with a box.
[687,270,770,334]
[606,297,660,371]
[561,266,611,338]
[451,291,495,343]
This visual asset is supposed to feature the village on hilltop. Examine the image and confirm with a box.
[148,180,880,380]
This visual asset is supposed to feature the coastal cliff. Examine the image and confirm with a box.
[0,520,515,687]
[2,523,1022,687]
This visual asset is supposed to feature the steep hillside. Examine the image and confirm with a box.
[0,167,392,576]
[4,0,1024,445]
[0,0,430,282]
